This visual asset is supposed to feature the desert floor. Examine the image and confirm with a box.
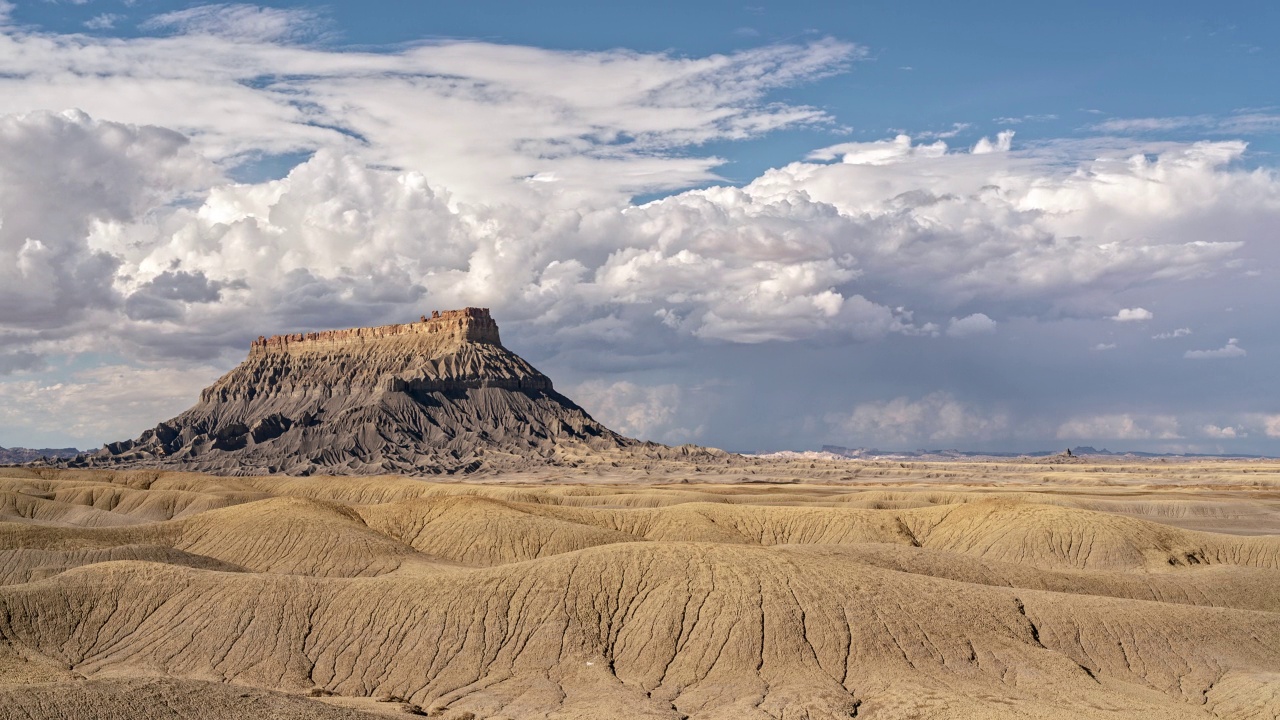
[1,459,1278,719]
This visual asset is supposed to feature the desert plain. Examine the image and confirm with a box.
[0,458,1278,719]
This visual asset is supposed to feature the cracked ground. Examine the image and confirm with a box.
[1,461,1279,719]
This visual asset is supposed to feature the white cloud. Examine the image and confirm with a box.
[1093,343,1117,351]
[750,137,1257,315]
[1112,307,1153,322]
[569,380,703,443]
[971,130,1014,154]
[946,313,996,337]
[1202,424,1240,439]
[0,27,857,200]
[0,111,217,332]
[993,114,1057,124]
[1152,328,1191,339]
[2,110,1274,380]
[0,17,1279,447]
[1230,414,1280,440]
[917,122,971,140]
[0,23,1272,358]
[1057,414,1181,440]
[84,14,124,31]
[807,134,947,164]
[1185,338,1246,359]
[0,364,224,446]
[827,392,1009,445]
[83,149,916,350]
[1093,112,1280,136]
[1092,116,1205,133]
[1264,416,1280,439]
[140,4,327,43]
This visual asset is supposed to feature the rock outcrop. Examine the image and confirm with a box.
[71,309,635,475]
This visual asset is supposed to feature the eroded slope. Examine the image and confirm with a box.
[0,467,1278,719]
[64,309,638,476]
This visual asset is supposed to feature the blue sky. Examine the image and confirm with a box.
[13,1,1280,179]
[1,1,1279,453]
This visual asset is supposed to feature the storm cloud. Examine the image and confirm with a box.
[0,5,1277,453]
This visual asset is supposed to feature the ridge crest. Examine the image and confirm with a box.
[249,307,500,357]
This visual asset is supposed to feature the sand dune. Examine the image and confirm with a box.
[0,465,1278,718]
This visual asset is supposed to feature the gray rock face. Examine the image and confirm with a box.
[72,309,630,475]
[0,447,83,465]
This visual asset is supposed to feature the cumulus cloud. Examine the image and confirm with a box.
[1057,414,1181,440]
[826,392,1009,446]
[3,111,1277,443]
[0,14,1279,448]
[1202,424,1240,439]
[1185,338,1246,359]
[0,364,224,446]
[98,126,1267,355]
[971,130,1014,154]
[82,147,933,352]
[1263,416,1280,439]
[569,380,703,443]
[1,20,1273,362]
[746,136,1256,316]
[1153,328,1191,339]
[0,111,216,334]
[946,313,996,337]
[124,270,245,322]
[1112,307,1153,322]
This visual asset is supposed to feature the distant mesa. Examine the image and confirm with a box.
[0,446,83,465]
[65,308,708,475]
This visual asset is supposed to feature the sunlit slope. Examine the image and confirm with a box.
[0,677,387,720]
[0,467,1277,718]
[2,546,1278,719]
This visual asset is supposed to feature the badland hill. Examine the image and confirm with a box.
[2,463,1279,719]
[69,309,702,475]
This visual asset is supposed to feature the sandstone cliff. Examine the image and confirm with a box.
[71,309,640,475]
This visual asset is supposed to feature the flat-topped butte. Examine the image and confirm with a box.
[67,308,640,475]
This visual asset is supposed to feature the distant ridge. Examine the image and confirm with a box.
[0,446,83,465]
[816,444,1272,460]
[66,309,706,475]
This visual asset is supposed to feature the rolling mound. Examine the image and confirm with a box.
[0,468,1278,718]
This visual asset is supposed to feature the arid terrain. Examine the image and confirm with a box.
[1,460,1278,719]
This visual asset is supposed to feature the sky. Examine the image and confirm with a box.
[0,1,1278,455]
